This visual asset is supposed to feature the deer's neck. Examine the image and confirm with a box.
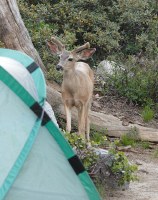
[62,65,80,92]
[63,64,76,78]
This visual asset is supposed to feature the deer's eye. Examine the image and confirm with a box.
[68,58,73,61]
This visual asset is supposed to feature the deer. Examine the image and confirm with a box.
[47,36,96,145]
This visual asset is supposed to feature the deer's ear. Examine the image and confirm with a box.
[47,41,61,55]
[77,48,96,60]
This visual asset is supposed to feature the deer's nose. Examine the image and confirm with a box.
[56,65,63,71]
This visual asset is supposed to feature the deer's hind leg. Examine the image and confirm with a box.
[85,101,91,146]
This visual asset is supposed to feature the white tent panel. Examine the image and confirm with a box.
[0,57,38,101]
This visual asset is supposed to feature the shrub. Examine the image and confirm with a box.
[110,150,138,186]
[64,131,138,189]
[103,56,158,105]
[64,132,98,171]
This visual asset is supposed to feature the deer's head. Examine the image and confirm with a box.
[47,36,96,71]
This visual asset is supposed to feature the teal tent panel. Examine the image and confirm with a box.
[0,81,40,196]
[5,127,89,200]
[0,49,33,67]
[45,121,102,200]
[0,62,43,200]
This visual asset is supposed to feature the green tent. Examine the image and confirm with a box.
[0,48,101,200]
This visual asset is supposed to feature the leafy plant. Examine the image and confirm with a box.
[64,132,98,171]
[65,131,138,188]
[109,149,138,186]
[91,131,108,148]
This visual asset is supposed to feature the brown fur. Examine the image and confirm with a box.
[47,37,96,144]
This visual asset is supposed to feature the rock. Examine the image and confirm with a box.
[122,119,130,126]
[92,101,101,109]
[96,60,125,80]
[96,60,116,77]
[117,145,132,151]
[94,93,100,98]
[135,160,143,165]
[92,148,109,157]
[139,169,149,174]
[96,60,134,83]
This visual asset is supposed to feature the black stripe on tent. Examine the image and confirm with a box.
[30,102,43,118]
[68,155,85,175]
[27,62,39,73]
[42,111,51,126]
[30,103,51,125]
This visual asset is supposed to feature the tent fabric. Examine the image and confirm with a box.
[0,57,38,101]
[0,48,101,200]
[0,59,43,200]
[44,101,59,127]
[0,48,46,106]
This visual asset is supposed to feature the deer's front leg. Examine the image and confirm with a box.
[78,104,86,139]
[85,102,91,144]
[64,104,71,133]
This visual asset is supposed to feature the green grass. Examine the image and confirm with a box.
[138,141,150,149]
[119,128,139,147]
[141,105,154,122]
[120,134,137,147]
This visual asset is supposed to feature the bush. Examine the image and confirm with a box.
[64,131,138,190]
[110,150,138,186]
[64,132,99,171]
[102,56,158,105]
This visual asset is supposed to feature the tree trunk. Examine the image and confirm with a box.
[0,0,46,74]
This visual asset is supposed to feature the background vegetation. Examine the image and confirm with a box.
[18,0,158,108]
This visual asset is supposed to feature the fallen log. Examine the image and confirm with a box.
[47,84,158,143]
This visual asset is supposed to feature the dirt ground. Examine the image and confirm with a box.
[104,149,158,200]
[92,94,158,129]
[92,93,158,200]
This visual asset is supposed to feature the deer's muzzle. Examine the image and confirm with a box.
[56,64,63,71]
